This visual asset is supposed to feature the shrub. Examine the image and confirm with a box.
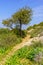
[12,29,27,38]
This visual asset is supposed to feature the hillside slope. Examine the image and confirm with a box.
[27,22,43,38]
[0,22,43,65]
[0,35,43,65]
[0,35,31,65]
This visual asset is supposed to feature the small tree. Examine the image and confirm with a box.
[2,7,32,36]
[2,19,13,29]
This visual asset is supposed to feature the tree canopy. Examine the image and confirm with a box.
[2,7,32,36]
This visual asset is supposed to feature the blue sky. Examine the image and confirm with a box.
[0,0,43,29]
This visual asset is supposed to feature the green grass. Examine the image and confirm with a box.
[0,28,27,61]
[0,46,12,61]
[5,41,43,65]
[0,29,22,61]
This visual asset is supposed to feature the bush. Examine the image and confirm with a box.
[0,28,10,34]
[12,29,27,38]
[0,33,22,47]
[0,28,22,61]
[21,30,27,38]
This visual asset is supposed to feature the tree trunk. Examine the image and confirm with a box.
[19,20,22,36]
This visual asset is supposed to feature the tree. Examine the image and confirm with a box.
[2,7,32,36]
[2,19,13,29]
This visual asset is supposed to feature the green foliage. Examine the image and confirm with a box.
[39,21,43,26]
[2,7,32,36]
[27,26,33,30]
[26,41,43,61]
[0,28,22,61]
[2,7,32,26]
[2,19,13,29]
[0,28,22,46]
[5,41,43,65]
[12,29,27,38]
[12,7,32,24]
[30,27,43,38]
[27,22,43,38]
[0,28,10,34]
[27,22,43,31]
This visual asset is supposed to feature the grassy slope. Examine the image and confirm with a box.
[27,22,43,38]
[0,29,22,61]
[5,41,43,65]
[0,22,43,65]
